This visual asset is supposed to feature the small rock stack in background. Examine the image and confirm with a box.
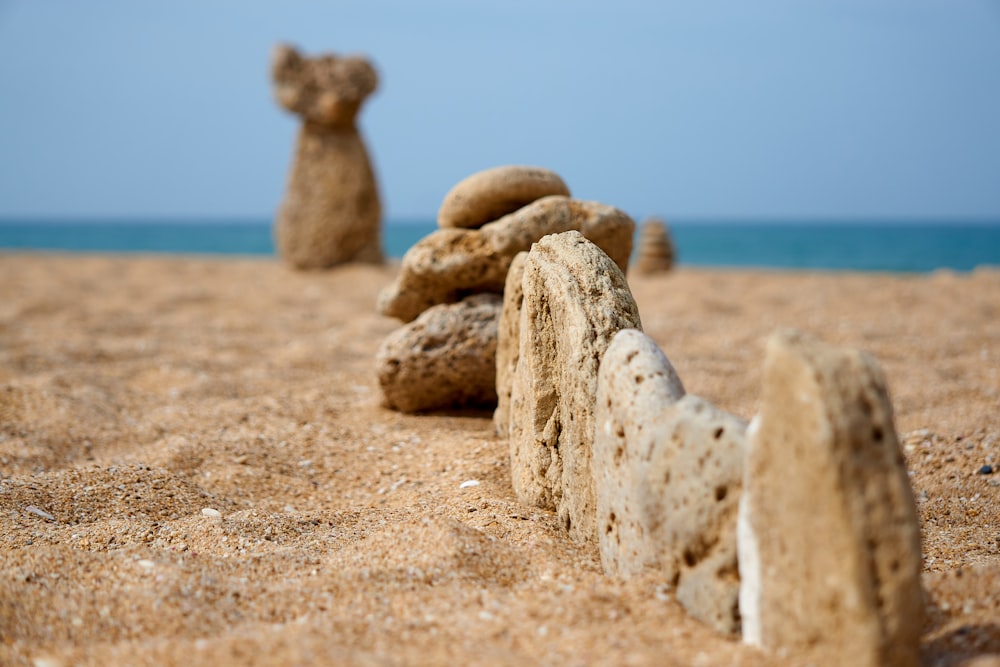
[375,166,635,413]
[633,217,676,274]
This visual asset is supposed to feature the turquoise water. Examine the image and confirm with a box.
[1,219,998,273]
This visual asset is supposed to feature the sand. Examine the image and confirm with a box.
[1,253,998,666]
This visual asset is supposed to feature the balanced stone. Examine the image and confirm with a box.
[633,217,676,274]
[493,252,528,438]
[508,232,641,543]
[376,294,501,413]
[271,44,383,269]
[377,196,635,323]
[595,329,746,635]
[438,165,571,229]
[738,329,923,666]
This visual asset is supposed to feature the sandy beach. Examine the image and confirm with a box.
[1,253,998,666]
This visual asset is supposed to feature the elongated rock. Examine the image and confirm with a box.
[738,329,923,666]
[509,232,641,542]
[595,329,746,635]
[438,165,570,229]
[376,294,501,413]
[377,196,635,323]
[494,252,528,438]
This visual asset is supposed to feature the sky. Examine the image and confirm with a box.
[0,1,998,223]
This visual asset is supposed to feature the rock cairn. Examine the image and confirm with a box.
[632,217,676,274]
[375,166,635,413]
[738,329,924,666]
[271,44,382,269]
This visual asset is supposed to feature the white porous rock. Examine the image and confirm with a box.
[377,196,635,323]
[376,294,501,413]
[508,231,641,543]
[738,329,924,667]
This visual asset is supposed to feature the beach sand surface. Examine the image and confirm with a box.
[1,254,999,666]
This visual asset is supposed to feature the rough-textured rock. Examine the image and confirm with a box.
[271,44,383,269]
[738,329,923,666]
[377,196,635,323]
[493,252,527,438]
[595,329,745,635]
[376,294,501,413]
[508,232,641,543]
[438,165,571,229]
[633,217,675,274]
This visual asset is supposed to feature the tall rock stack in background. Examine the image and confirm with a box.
[633,217,676,274]
[375,166,635,413]
[271,44,383,269]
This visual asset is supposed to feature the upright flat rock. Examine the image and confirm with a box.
[738,329,924,666]
[595,329,746,635]
[508,232,641,543]
[493,252,528,438]
[438,165,570,229]
[377,196,635,323]
[376,294,501,413]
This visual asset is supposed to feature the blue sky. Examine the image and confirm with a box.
[0,1,998,222]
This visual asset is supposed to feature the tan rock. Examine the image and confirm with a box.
[493,252,528,438]
[377,196,635,323]
[509,232,641,543]
[738,329,924,666]
[438,165,571,229]
[595,329,745,635]
[271,44,383,269]
[375,294,501,413]
[633,217,676,274]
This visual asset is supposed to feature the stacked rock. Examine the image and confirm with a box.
[271,44,383,269]
[632,217,676,274]
[375,166,636,413]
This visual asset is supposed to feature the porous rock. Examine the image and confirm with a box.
[376,294,501,413]
[633,217,676,274]
[377,196,635,323]
[595,329,746,635]
[271,44,383,269]
[738,329,923,666]
[508,231,641,543]
[438,165,571,229]
[493,252,528,438]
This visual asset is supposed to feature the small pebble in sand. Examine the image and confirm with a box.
[137,559,156,569]
[201,508,223,522]
[24,506,55,522]
[459,480,480,489]
[978,464,994,475]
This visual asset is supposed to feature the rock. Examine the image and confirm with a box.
[633,217,676,274]
[438,165,571,229]
[376,294,501,413]
[494,252,528,438]
[738,329,923,667]
[595,329,746,635]
[271,44,383,269]
[377,196,635,323]
[508,232,641,542]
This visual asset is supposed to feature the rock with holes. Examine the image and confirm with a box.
[738,329,923,666]
[595,329,746,635]
[377,196,635,323]
[438,165,571,229]
[509,231,641,543]
[376,294,501,413]
[494,251,528,438]
[271,44,383,269]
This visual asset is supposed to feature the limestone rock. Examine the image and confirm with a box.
[376,294,501,413]
[633,217,676,274]
[377,196,635,323]
[508,232,641,543]
[271,44,383,269]
[595,329,746,635]
[493,252,528,438]
[438,165,571,229]
[738,329,923,667]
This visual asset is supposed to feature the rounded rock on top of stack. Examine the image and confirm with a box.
[437,165,571,230]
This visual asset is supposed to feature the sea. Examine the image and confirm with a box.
[1,219,999,273]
